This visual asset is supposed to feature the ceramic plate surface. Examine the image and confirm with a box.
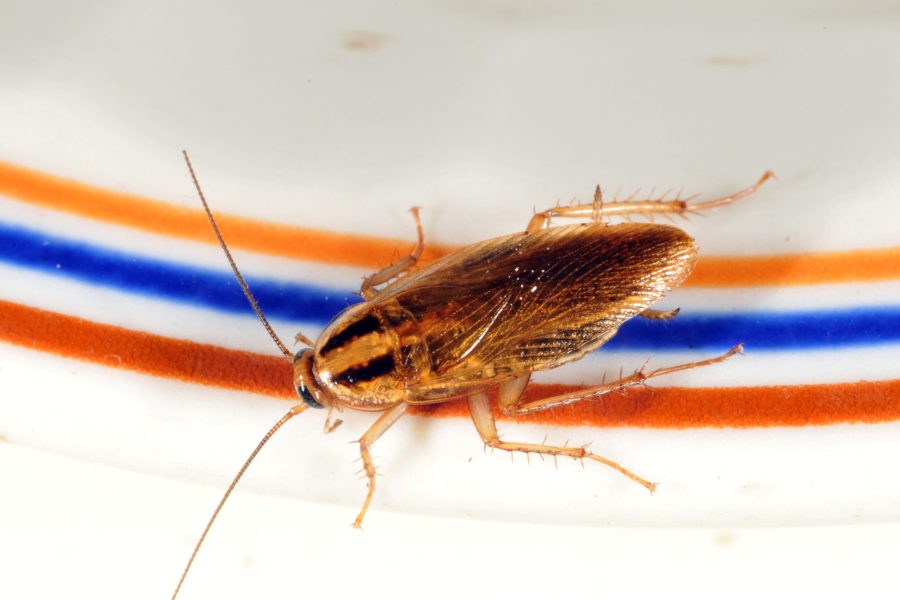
[1,1,899,598]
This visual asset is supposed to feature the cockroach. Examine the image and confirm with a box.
[172,151,773,598]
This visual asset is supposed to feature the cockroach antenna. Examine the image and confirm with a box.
[182,149,311,360]
[171,403,308,600]
[172,152,313,599]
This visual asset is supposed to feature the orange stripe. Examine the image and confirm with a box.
[0,299,292,399]
[691,249,900,287]
[2,299,898,428]
[1,160,899,286]
[0,160,448,268]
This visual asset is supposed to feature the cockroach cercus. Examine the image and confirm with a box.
[172,151,774,598]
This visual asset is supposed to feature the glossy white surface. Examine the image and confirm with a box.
[4,442,900,599]
[1,1,899,598]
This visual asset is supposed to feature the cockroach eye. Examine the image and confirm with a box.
[293,349,324,409]
[296,380,323,408]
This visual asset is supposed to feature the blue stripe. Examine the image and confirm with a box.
[1,221,898,351]
[603,308,900,351]
[0,221,355,323]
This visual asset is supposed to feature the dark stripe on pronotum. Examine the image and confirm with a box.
[333,354,396,386]
[320,314,384,355]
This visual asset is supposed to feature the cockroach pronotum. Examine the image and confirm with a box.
[173,151,774,598]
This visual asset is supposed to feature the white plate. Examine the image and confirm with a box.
[1,1,899,598]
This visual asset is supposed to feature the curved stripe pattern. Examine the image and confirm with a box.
[2,221,899,351]
[1,298,899,428]
[2,159,900,285]
[0,221,354,323]
[1,161,898,428]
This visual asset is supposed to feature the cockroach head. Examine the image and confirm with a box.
[292,348,326,409]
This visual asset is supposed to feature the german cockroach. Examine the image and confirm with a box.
[172,151,773,598]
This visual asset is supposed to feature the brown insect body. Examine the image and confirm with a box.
[173,153,773,600]
[307,222,697,410]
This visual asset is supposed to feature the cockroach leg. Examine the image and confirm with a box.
[507,344,743,415]
[353,401,409,528]
[324,407,343,433]
[526,171,774,232]
[467,391,656,491]
[639,307,681,320]
[295,331,316,346]
[496,374,531,413]
[360,207,425,300]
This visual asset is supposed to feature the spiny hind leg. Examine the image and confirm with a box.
[353,401,408,528]
[467,391,656,491]
[526,171,774,232]
[505,344,743,415]
[360,207,424,300]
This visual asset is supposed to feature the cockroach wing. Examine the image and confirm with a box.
[372,222,697,401]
